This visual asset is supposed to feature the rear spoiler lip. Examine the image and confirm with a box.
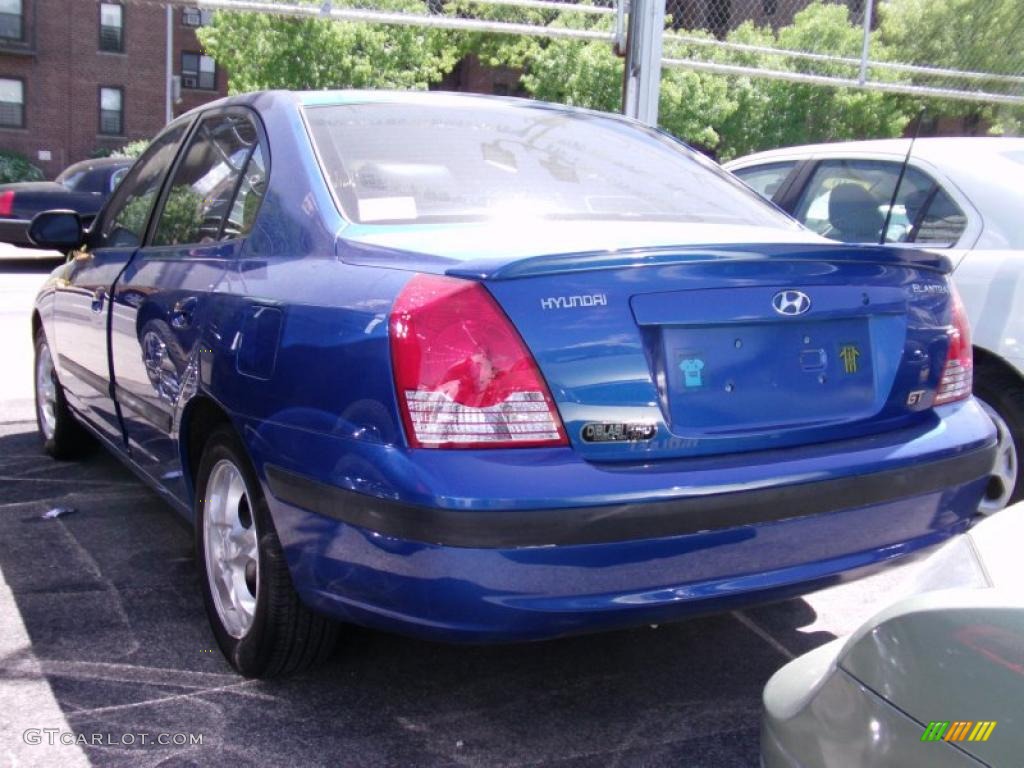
[336,237,953,281]
[453,243,954,281]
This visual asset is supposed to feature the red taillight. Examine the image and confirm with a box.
[389,274,568,449]
[934,284,973,406]
[0,190,14,217]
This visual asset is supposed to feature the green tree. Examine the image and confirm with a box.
[0,150,44,183]
[704,3,914,159]
[198,0,460,92]
[465,5,736,152]
[877,0,1024,134]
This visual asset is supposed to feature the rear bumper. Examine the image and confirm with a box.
[251,401,997,642]
[265,446,993,548]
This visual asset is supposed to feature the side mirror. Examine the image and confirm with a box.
[28,210,84,252]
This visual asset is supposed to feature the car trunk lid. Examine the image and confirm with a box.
[475,242,953,461]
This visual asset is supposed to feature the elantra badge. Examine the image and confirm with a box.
[772,289,811,316]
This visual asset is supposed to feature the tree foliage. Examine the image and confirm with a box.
[707,3,913,159]
[876,0,1024,134]
[198,0,459,92]
[197,0,1019,160]
[0,150,44,183]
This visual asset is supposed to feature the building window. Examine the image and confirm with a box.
[0,0,22,41]
[0,78,23,127]
[181,52,216,91]
[99,3,123,53]
[99,87,123,135]
[181,7,213,28]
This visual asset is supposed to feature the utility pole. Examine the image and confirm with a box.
[858,0,875,85]
[621,0,666,126]
[165,3,174,124]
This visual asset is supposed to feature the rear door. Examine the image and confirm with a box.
[110,109,268,502]
[52,123,189,446]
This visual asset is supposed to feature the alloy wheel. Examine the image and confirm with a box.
[203,458,260,638]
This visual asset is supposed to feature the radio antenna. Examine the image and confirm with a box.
[880,109,926,245]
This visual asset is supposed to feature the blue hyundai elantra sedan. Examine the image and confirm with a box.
[25,90,996,677]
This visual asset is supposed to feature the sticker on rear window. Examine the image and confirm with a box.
[357,196,417,222]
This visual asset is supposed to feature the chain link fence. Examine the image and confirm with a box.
[179,0,1022,156]
[659,0,1024,106]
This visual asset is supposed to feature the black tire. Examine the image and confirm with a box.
[33,329,91,460]
[194,425,338,677]
[973,360,1024,510]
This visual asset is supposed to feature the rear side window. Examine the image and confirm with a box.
[732,161,797,201]
[306,102,796,229]
[793,158,967,246]
[151,112,265,247]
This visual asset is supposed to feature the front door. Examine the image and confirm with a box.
[110,110,268,505]
[52,122,190,446]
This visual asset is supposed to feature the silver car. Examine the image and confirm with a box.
[726,139,1024,514]
[761,503,1024,767]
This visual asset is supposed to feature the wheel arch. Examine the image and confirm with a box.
[178,395,241,507]
[973,345,1024,390]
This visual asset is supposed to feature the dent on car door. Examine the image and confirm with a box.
[52,123,189,446]
[789,158,968,247]
[110,110,268,504]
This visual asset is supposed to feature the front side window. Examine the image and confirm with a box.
[793,159,967,247]
[732,161,797,202]
[181,52,216,90]
[0,0,22,41]
[0,77,23,127]
[306,102,796,229]
[97,123,188,249]
[152,112,264,247]
[99,86,123,135]
[99,3,123,52]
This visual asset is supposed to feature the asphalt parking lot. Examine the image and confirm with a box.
[0,255,938,768]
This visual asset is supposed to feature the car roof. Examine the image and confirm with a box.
[60,156,133,174]
[726,136,1024,166]
[182,89,652,130]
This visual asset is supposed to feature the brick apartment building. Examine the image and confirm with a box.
[0,0,227,178]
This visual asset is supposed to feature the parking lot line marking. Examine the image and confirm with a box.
[65,679,267,723]
[0,474,140,487]
[0,492,154,511]
[1,657,276,697]
[0,566,91,768]
[731,611,796,661]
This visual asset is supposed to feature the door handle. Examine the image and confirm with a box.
[90,288,105,313]
[171,296,198,330]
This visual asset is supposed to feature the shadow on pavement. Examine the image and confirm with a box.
[0,425,836,768]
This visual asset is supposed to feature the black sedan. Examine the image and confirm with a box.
[0,156,132,246]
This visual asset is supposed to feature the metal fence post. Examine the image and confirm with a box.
[621,0,666,125]
[858,0,875,86]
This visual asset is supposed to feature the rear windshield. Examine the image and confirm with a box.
[305,102,796,228]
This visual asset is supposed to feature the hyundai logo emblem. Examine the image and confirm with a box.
[772,289,811,316]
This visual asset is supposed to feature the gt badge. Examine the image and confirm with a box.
[581,423,657,443]
[907,390,926,406]
[839,344,861,374]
